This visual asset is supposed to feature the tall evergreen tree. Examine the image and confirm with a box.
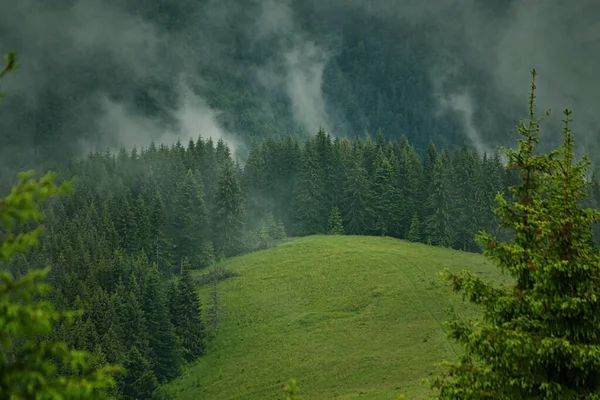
[171,269,206,362]
[425,153,457,247]
[453,146,479,251]
[141,265,183,382]
[213,159,246,258]
[431,71,600,398]
[371,149,401,237]
[120,346,159,400]
[327,207,345,235]
[293,140,325,236]
[242,138,269,230]
[407,212,421,242]
[171,169,209,268]
[343,158,373,235]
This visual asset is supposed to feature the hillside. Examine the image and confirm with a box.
[170,235,510,399]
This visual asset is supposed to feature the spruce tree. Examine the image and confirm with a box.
[213,159,246,258]
[371,149,401,237]
[171,269,206,362]
[171,169,209,268]
[0,171,121,398]
[398,137,422,237]
[343,159,373,235]
[142,265,183,382]
[407,212,421,242]
[431,70,600,399]
[327,207,345,235]
[424,153,457,247]
[120,346,159,400]
[453,146,480,251]
[292,140,325,236]
[242,138,269,230]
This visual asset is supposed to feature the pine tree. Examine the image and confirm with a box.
[453,146,480,251]
[213,159,246,258]
[327,207,345,235]
[171,269,206,362]
[0,170,121,398]
[371,149,401,237]
[242,138,269,230]
[171,169,209,268]
[293,140,325,236]
[118,287,149,355]
[142,265,183,382]
[431,70,600,399]
[398,137,422,237]
[120,346,159,400]
[114,188,140,253]
[407,212,421,242]
[425,153,457,247]
[343,158,373,235]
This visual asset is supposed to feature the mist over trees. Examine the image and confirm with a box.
[2,0,600,399]
[2,0,600,169]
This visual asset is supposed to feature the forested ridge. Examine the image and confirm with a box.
[4,122,600,397]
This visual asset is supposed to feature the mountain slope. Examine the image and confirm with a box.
[170,235,510,399]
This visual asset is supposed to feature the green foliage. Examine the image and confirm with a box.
[213,159,246,258]
[142,266,183,383]
[424,153,457,247]
[0,172,121,399]
[120,346,158,400]
[0,50,18,102]
[171,169,209,267]
[371,149,401,237]
[342,159,373,235]
[283,379,300,400]
[407,213,421,242]
[246,212,287,251]
[293,140,326,236]
[171,269,206,361]
[431,70,600,398]
[327,207,344,235]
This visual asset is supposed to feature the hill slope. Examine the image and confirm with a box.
[170,235,509,399]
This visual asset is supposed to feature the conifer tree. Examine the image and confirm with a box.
[0,53,120,398]
[0,172,121,398]
[118,288,149,355]
[142,265,183,382]
[293,140,325,236]
[171,269,206,361]
[242,138,269,230]
[424,153,457,247]
[431,70,600,399]
[171,169,209,268]
[407,212,421,242]
[213,158,246,258]
[453,146,479,251]
[343,158,373,235]
[120,346,159,400]
[397,136,422,236]
[327,207,345,235]
[371,149,401,237]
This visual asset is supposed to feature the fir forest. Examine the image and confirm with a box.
[2,0,600,399]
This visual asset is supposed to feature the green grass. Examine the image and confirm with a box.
[170,235,510,399]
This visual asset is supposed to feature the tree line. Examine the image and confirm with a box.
[4,47,600,398]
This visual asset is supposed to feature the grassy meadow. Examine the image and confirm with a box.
[170,235,510,399]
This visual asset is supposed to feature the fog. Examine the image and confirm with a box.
[0,0,598,163]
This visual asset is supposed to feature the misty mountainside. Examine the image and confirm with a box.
[2,0,599,170]
[169,235,510,400]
